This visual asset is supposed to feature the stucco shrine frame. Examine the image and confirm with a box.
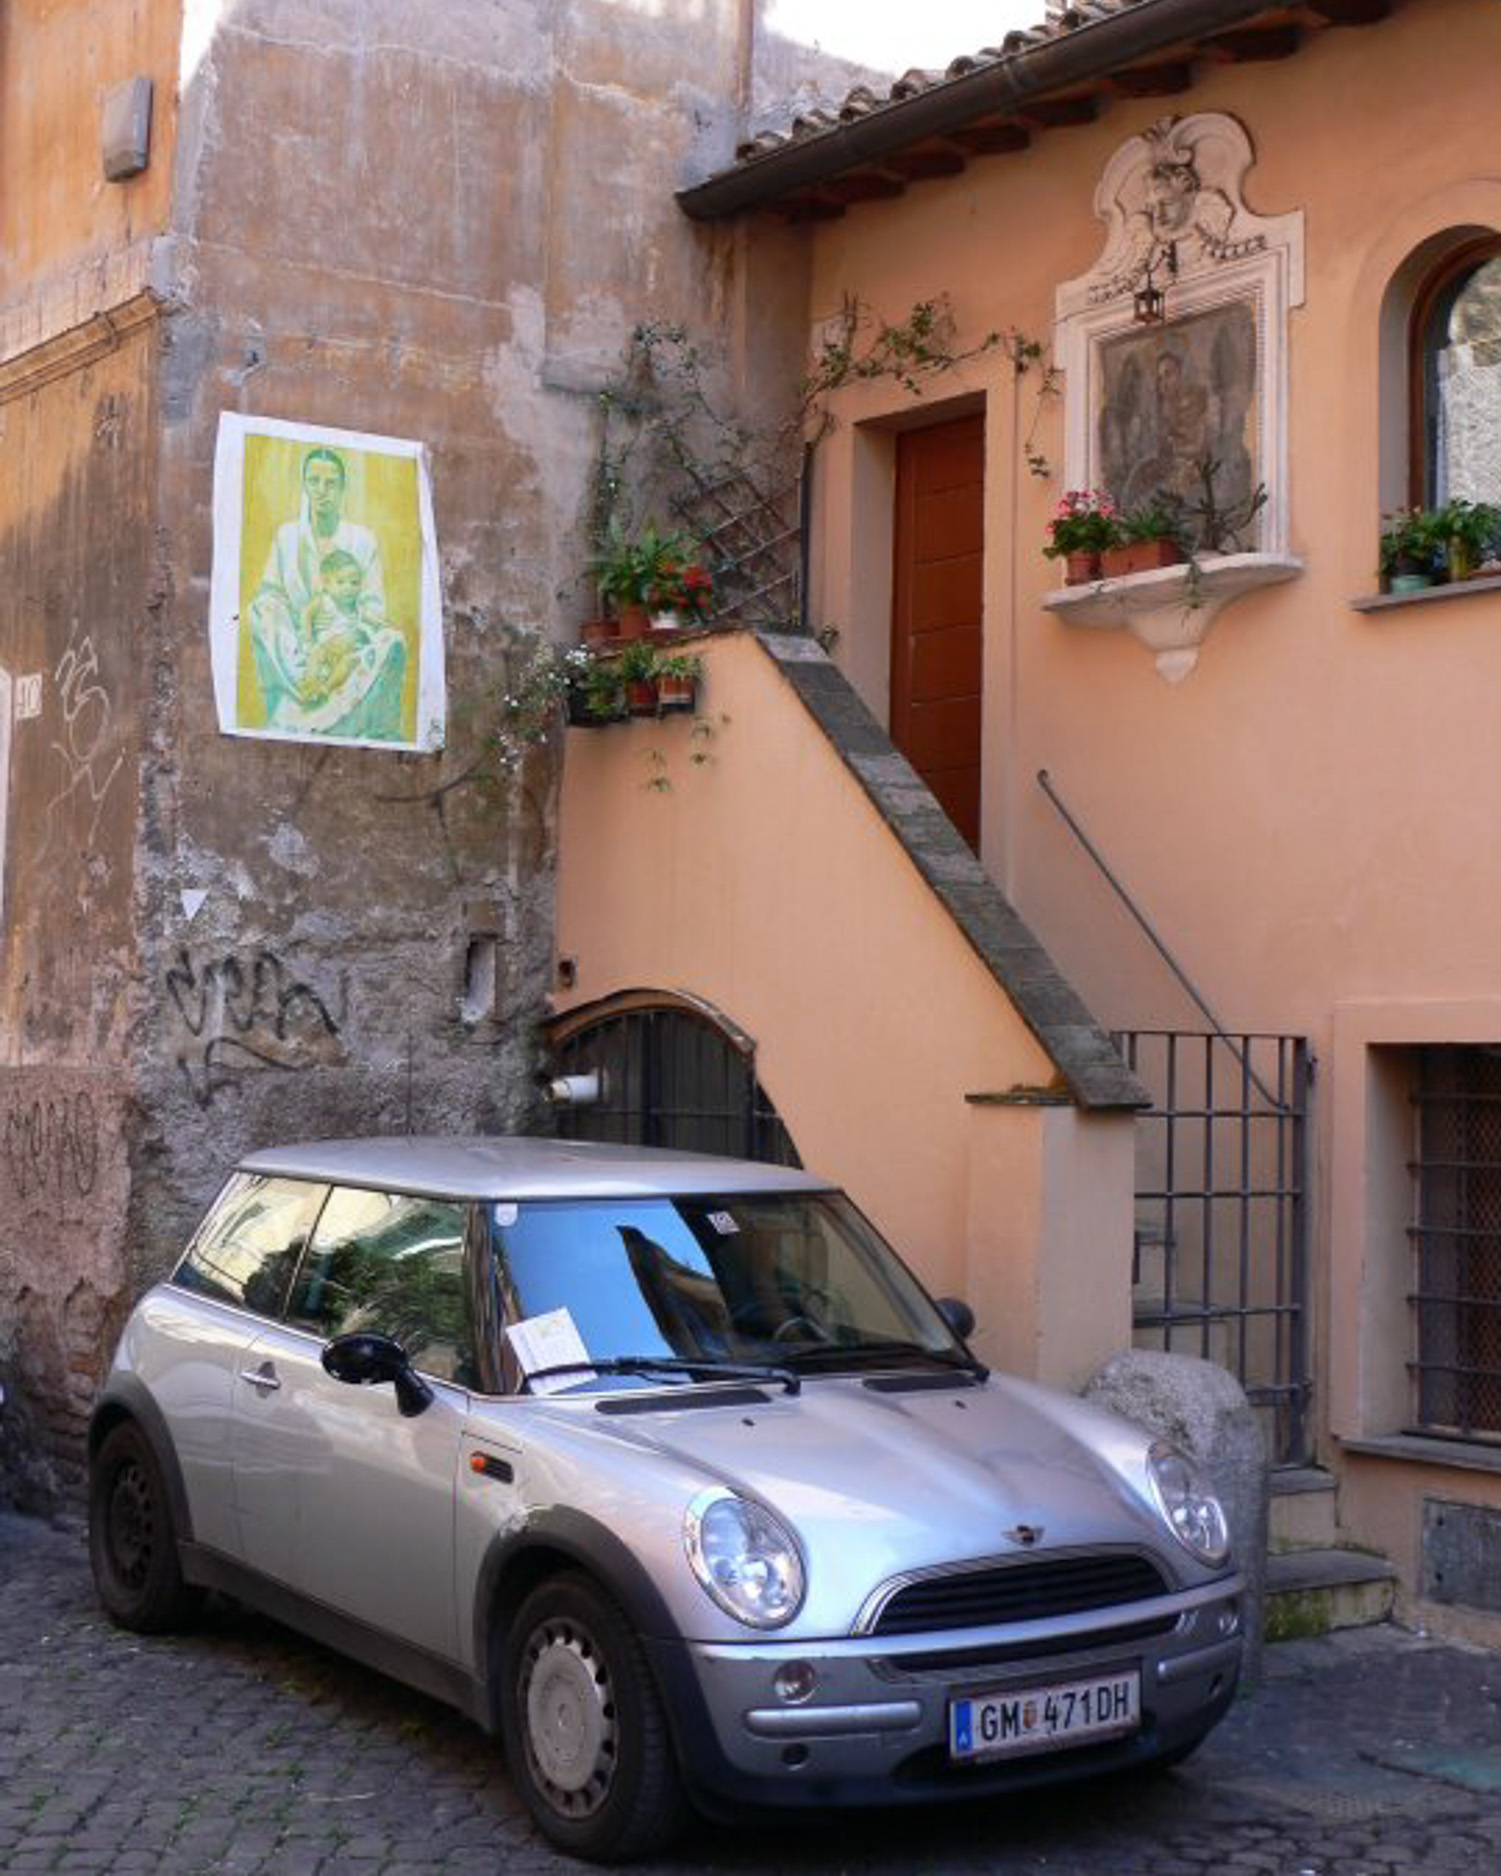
[1055,113,1305,559]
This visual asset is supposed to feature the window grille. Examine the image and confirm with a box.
[1410,1045,1501,1442]
[551,1005,800,1169]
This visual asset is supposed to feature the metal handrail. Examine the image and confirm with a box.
[1036,769,1283,1112]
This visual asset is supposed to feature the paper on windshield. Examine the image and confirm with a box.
[505,1307,595,1395]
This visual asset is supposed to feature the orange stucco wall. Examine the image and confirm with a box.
[796,0,1501,1627]
[553,632,1136,1383]
[0,0,180,303]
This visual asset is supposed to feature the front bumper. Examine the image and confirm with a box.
[648,1573,1243,1815]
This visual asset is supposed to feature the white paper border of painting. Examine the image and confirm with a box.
[208,411,446,751]
[1055,248,1293,556]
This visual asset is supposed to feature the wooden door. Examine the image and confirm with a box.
[891,414,984,851]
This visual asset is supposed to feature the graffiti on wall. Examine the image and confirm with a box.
[166,948,345,1108]
[43,624,123,852]
[1,1091,100,1226]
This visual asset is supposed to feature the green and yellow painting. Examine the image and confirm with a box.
[234,433,425,743]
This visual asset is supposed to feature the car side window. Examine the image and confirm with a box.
[173,1174,328,1318]
[286,1186,475,1386]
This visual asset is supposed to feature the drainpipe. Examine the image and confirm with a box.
[679,0,1316,221]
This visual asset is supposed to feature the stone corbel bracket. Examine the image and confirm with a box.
[1043,551,1304,684]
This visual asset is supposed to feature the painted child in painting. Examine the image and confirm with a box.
[300,549,369,704]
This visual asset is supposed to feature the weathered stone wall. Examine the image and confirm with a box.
[0,324,160,1503]
[123,0,769,1271]
[0,0,830,1504]
[0,1070,132,1507]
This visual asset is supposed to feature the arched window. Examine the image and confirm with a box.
[547,992,801,1168]
[1410,237,1501,507]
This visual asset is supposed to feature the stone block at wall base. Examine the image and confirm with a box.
[1084,1348,1269,1681]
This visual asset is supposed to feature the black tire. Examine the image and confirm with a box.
[88,1420,201,1634]
[499,1570,688,1863]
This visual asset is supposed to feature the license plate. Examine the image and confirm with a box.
[949,1670,1139,1763]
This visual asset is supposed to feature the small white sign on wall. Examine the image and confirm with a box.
[13,674,42,720]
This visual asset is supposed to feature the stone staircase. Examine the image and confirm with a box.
[1264,1466,1399,1641]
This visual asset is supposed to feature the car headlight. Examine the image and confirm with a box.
[684,1488,805,1629]
[1147,1441,1231,1567]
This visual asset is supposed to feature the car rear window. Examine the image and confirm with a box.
[173,1173,327,1317]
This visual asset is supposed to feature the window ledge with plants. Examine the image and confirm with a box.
[1353,499,1501,613]
[1039,477,1297,684]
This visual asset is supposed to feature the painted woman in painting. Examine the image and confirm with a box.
[247,447,406,740]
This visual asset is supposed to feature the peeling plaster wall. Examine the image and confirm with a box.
[0,327,159,1503]
[129,1,798,1319]
[1,0,831,1505]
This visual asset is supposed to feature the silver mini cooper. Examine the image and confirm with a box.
[89,1137,1242,1862]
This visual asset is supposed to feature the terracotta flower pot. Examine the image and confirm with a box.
[568,686,617,727]
[656,675,697,713]
[1102,537,1185,578]
[1064,551,1102,585]
[581,617,615,649]
[616,602,651,641]
[626,677,659,717]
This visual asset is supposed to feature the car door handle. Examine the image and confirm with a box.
[239,1364,281,1393]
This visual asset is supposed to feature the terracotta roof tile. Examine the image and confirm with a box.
[736,0,1156,165]
[690,0,1387,218]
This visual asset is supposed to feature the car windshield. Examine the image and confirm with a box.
[486,1191,967,1393]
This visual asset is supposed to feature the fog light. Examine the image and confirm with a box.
[774,1661,817,1704]
[1216,1602,1241,1638]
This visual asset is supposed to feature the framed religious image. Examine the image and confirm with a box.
[1054,113,1304,558]
[1096,301,1260,522]
[208,414,445,750]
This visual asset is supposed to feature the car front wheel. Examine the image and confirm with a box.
[500,1571,687,1863]
[88,1420,201,1634]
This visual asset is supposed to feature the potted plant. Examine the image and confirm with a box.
[1102,498,1187,578]
[1044,490,1121,584]
[1436,497,1501,581]
[618,637,660,716]
[648,554,715,634]
[571,654,627,726]
[1379,507,1447,592]
[1175,458,1267,556]
[493,642,606,758]
[589,520,696,638]
[653,649,704,713]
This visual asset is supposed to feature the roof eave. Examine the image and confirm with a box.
[678,0,1314,222]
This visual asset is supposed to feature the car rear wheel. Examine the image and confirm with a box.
[88,1421,201,1634]
[500,1571,687,1862]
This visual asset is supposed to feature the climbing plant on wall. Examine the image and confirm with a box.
[587,297,1058,634]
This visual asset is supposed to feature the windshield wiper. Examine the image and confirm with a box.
[777,1340,988,1381]
[523,1355,801,1396]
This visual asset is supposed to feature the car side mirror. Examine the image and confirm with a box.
[322,1331,434,1418]
[935,1296,976,1342]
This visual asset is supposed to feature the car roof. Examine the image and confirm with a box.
[238,1135,834,1202]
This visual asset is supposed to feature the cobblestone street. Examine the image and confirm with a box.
[3,1508,1501,1875]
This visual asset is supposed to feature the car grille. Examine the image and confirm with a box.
[866,1551,1171,1637]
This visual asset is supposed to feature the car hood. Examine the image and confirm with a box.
[590,1370,1179,1635]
